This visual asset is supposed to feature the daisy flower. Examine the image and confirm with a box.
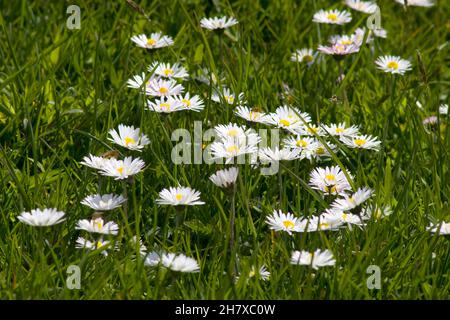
[345,0,378,14]
[235,106,268,124]
[148,61,188,79]
[427,221,450,235]
[212,87,245,105]
[371,27,388,38]
[423,116,438,126]
[258,146,301,162]
[200,16,238,30]
[295,123,327,137]
[265,210,303,235]
[313,9,352,25]
[75,237,111,256]
[290,249,336,269]
[249,265,270,281]
[361,205,393,220]
[81,194,126,211]
[131,32,174,49]
[18,208,66,227]
[80,154,108,170]
[284,136,316,152]
[309,166,352,195]
[341,134,381,151]
[331,187,373,211]
[309,141,337,160]
[156,186,205,206]
[439,104,448,115]
[147,96,183,113]
[99,157,145,180]
[210,135,260,164]
[265,105,312,133]
[108,124,150,151]
[209,167,239,189]
[323,122,360,137]
[143,251,162,266]
[395,0,435,7]
[146,77,184,97]
[176,93,204,112]
[320,209,364,228]
[161,253,200,273]
[76,217,119,235]
[214,123,250,140]
[290,48,315,65]
[127,73,150,93]
[375,55,412,75]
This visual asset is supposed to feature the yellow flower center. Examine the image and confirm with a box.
[319,222,330,229]
[316,147,325,155]
[335,127,345,133]
[387,61,399,70]
[303,55,313,62]
[282,220,295,229]
[147,38,156,46]
[175,193,183,201]
[296,139,308,148]
[160,102,171,110]
[249,270,256,277]
[249,111,260,120]
[342,213,348,221]
[124,136,136,146]
[308,127,318,134]
[227,129,239,137]
[95,220,103,230]
[224,95,234,103]
[182,99,191,107]
[327,13,338,21]
[159,87,169,94]
[96,241,104,249]
[226,145,240,154]
[354,139,367,146]
[163,68,174,76]
[325,174,336,181]
[341,39,352,45]
[279,119,291,127]
[117,166,124,175]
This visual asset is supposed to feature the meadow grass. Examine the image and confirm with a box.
[0,0,449,299]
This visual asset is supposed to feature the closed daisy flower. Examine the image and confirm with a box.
[313,9,352,25]
[235,106,268,124]
[76,217,119,235]
[375,55,412,75]
[99,157,145,180]
[265,210,303,235]
[290,48,315,65]
[147,96,183,113]
[309,166,352,195]
[18,208,66,227]
[290,249,336,269]
[146,77,184,97]
[395,0,435,7]
[149,61,189,79]
[341,134,381,151]
[161,253,200,273]
[200,16,238,30]
[156,186,205,206]
[427,221,450,235]
[209,167,239,189]
[81,194,126,211]
[176,93,205,112]
[345,0,378,14]
[331,187,373,211]
[131,32,174,49]
[80,154,108,170]
[108,124,150,151]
